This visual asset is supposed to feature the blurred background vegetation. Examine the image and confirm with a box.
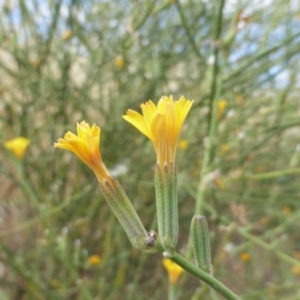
[1,0,300,299]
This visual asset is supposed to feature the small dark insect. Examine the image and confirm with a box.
[146,230,158,247]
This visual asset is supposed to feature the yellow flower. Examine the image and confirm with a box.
[32,59,41,68]
[235,94,245,105]
[123,96,193,166]
[114,56,125,68]
[292,266,300,276]
[88,254,101,266]
[4,137,30,159]
[213,178,224,189]
[221,144,229,154]
[217,99,228,120]
[162,258,184,284]
[282,206,293,215]
[239,252,250,262]
[260,216,269,226]
[178,139,188,150]
[62,29,72,40]
[54,121,110,183]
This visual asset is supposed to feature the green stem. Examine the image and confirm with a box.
[194,0,225,216]
[238,229,300,267]
[246,167,300,179]
[171,253,242,300]
[207,0,225,128]
[169,282,176,300]
[174,0,202,59]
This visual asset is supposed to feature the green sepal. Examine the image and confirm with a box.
[155,163,166,241]
[99,176,148,250]
[155,163,178,256]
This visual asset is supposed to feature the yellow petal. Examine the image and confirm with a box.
[162,258,184,284]
[123,109,152,140]
[54,121,110,182]
[141,100,157,136]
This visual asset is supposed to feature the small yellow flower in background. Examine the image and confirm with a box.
[254,166,266,173]
[282,206,293,215]
[235,94,245,105]
[114,56,125,68]
[217,99,228,120]
[54,121,111,183]
[62,29,72,40]
[239,252,250,262]
[213,178,224,189]
[221,144,229,154]
[4,137,30,159]
[260,216,269,226]
[291,266,300,276]
[32,59,41,68]
[162,258,184,284]
[123,96,193,166]
[88,254,101,266]
[178,139,188,150]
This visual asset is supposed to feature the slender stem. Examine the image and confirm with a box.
[169,282,176,300]
[174,0,202,60]
[246,167,300,179]
[222,31,300,86]
[171,253,242,300]
[238,229,300,267]
[207,0,225,128]
[194,0,225,216]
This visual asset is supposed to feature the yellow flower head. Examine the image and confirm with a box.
[88,254,101,266]
[178,139,188,151]
[162,258,184,284]
[62,29,72,40]
[221,143,229,154]
[4,137,30,159]
[282,206,293,215]
[239,252,250,262]
[114,56,125,68]
[123,96,193,166]
[217,99,228,120]
[260,216,269,226]
[54,121,110,182]
[292,266,300,276]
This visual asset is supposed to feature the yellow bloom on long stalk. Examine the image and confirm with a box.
[54,121,110,183]
[54,121,150,251]
[123,96,193,166]
[124,96,193,256]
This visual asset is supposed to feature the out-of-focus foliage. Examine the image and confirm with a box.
[0,0,300,299]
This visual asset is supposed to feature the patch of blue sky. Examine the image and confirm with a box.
[257,64,290,89]
[0,0,22,26]
[228,42,258,64]
[0,0,90,35]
